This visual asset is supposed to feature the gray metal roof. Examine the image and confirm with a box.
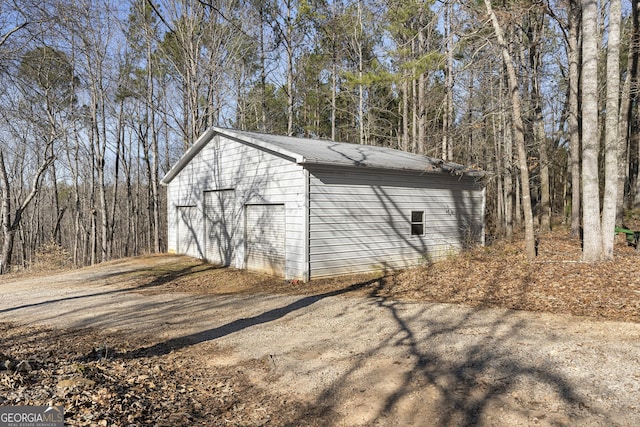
[161,127,485,185]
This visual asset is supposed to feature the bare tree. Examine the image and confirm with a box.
[485,0,536,260]
[0,147,54,273]
[528,7,551,232]
[568,0,581,238]
[442,0,454,161]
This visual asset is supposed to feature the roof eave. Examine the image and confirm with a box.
[298,159,486,178]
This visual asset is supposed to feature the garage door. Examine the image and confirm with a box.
[204,190,235,265]
[245,204,285,277]
[176,206,199,258]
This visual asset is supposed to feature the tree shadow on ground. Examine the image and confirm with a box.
[0,258,598,424]
[282,277,590,426]
[0,260,221,315]
[121,277,382,359]
[115,274,592,425]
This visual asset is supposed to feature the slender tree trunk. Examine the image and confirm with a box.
[602,0,621,259]
[356,0,365,144]
[89,124,97,266]
[109,105,123,259]
[581,0,603,261]
[287,2,295,136]
[92,93,109,264]
[485,0,536,259]
[498,64,514,239]
[49,162,62,245]
[260,5,267,132]
[442,0,454,161]
[0,151,12,274]
[530,10,551,232]
[417,18,426,154]
[620,0,639,220]
[618,59,631,224]
[402,78,409,151]
[147,39,161,253]
[412,47,418,153]
[493,100,504,233]
[504,116,514,238]
[332,56,337,141]
[568,0,581,237]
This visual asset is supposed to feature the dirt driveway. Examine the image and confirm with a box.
[1,255,639,426]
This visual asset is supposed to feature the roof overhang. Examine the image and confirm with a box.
[161,127,487,185]
[298,158,487,178]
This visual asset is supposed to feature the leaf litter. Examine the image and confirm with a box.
[1,228,638,425]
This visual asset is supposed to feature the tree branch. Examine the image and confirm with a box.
[13,155,55,230]
[0,22,28,48]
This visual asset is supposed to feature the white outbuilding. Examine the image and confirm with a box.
[161,127,485,281]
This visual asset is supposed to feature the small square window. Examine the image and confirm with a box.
[411,210,425,236]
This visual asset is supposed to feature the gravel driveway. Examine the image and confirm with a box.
[1,259,639,426]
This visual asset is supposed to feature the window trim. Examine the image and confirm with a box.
[410,210,425,236]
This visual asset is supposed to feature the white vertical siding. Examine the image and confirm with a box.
[245,204,286,276]
[204,190,235,265]
[166,134,306,280]
[176,206,201,258]
[308,166,485,278]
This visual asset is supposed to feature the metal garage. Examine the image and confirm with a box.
[162,127,485,281]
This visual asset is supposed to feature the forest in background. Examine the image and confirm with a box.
[0,0,638,273]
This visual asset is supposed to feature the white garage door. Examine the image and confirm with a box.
[245,204,285,277]
[176,206,199,258]
[204,190,235,265]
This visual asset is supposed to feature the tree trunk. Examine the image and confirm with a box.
[620,0,640,221]
[0,151,12,274]
[357,0,365,145]
[0,149,53,274]
[602,0,621,259]
[260,4,267,132]
[504,115,514,240]
[147,38,161,254]
[568,0,581,238]
[412,48,418,153]
[417,17,426,154]
[402,78,409,151]
[581,0,603,261]
[485,0,536,260]
[442,0,453,161]
[286,1,295,136]
[332,56,337,141]
[530,9,551,232]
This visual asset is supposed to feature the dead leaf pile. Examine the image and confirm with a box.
[377,232,640,323]
[0,324,321,426]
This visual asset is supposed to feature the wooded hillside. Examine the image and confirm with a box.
[0,0,638,272]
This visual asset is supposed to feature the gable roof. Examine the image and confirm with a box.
[161,127,484,185]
